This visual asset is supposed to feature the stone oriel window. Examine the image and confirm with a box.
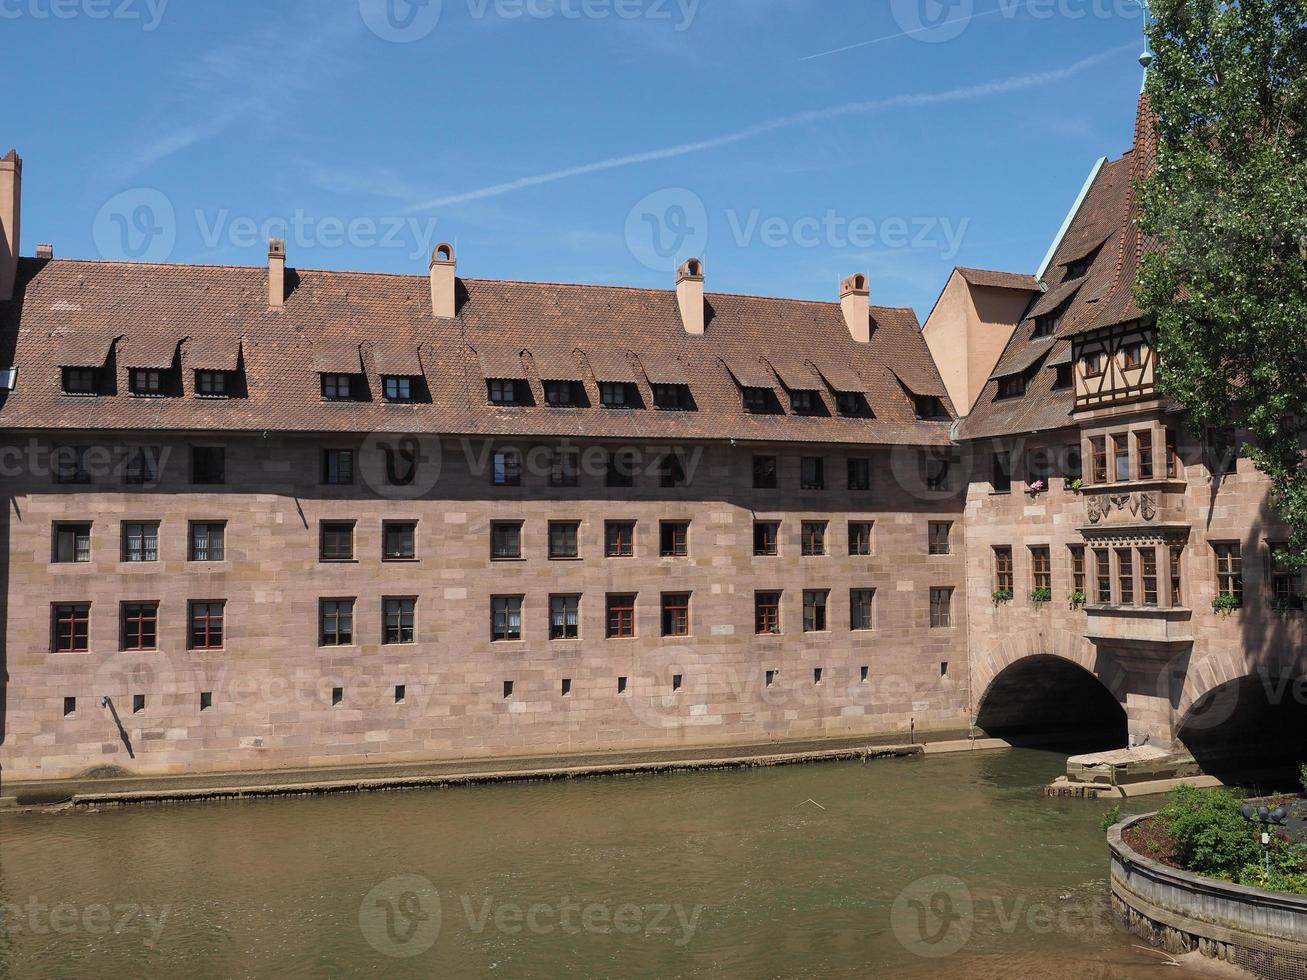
[661,592,690,637]
[1117,548,1135,605]
[1070,545,1086,597]
[1094,549,1112,604]
[1170,545,1184,607]
[606,593,637,639]
[755,591,782,635]
[1135,430,1154,480]
[1112,434,1130,482]
[1139,547,1159,606]
[52,603,90,653]
[1089,437,1108,484]
[929,587,953,628]
[319,598,355,646]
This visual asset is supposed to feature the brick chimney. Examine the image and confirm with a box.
[429,242,456,319]
[267,238,286,308]
[676,258,705,335]
[0,149,21,303]
[840,273,869,343]
[35,243,52,260]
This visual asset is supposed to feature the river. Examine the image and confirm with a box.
[0,748,1238,978]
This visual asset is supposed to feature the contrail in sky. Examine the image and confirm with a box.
[406,41,1136,213]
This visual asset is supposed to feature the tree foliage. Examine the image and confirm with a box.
[1137,0,1307,565]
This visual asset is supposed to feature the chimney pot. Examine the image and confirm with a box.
[35,243,52,260]
[0,149,21,303]
[676,257,705,335]
[267,238,286,308]
[840,272,870,343]
[429,242,456,319]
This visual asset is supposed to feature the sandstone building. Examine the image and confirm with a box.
[1,93,1302,786]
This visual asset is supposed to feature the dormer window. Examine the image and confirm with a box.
[1033,301,1069,338]
[383,376,414,403]
[488,379,527,405]
[913,395,945,420]
[321,373,354,401]
[1064,243,1102,281]
[652,384,693,411]
[1053,363,1073,390]
[997,374,1026,399]
[600,382,639,409]
[545,380,585,407]
[742,387,780,415]
[61,367,98,396]
[836,392,871,418]
[196,370,230,397]
[130,369,163,396]
[789,390,822,416]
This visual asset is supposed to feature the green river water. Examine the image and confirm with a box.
[0,749,1233,978]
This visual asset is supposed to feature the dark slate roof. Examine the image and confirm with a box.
[960,94,1156,440]
[0,258,954,447]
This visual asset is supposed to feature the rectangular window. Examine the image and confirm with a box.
[997,374,1026,399]
[928,521,952,556]
[755,591,782,634]
[382,521,416,560]
[1082,351,1106,378]
[801,521,827,557]
[53,522,92,563]
[800,457,825,490]
[789,389,818,415]
[1166,429,1180,478]
[1121,341,1143,369]
[600,382,638,409]
[188,600,225,650]
[754,521,780,556]
[549,595,580,640]
[1214,543,1243,601]
[1204,427,1239,476]
[993,546,1013,593]
[1063,445,1083,483]
[491,596,523,642]
[752,455,778,489]
[652,384,692,411]
[914,395,944,420]
[52,446,92,484]
[847,457,871,491]
[605,450,635,488]
[992,452,1011,493]
[549,448,579,487]
[658,453,686,488]
[929,587,953,628]
[548,521,579,560]
[1030,546,1051,596]
[1117,548,1134,605]
[1094,549,1112,604]
[1053,363,1073,390]
[319,598,355,646]
[1270,545,1299,605]
[925,452,952,491]
[122,522,159,562]
[490,521,523,561]
[742,387,776,414]
[192,446,225,485]
[659,521,689,557]
[120,601,159,651]
[129,368,163,396]
[320,521,355,561]
[123,447,159,485]
[62,367,97,395]
[1139,547,1159,606]
[837,391,869,418]
[488,379,524,405]
[382,597,416,644]
[1113,434,1130,482]
[1136,430,1154,480]
[492,450,521,487]
[605,521,635,557]
[322,449,354,485]
[195,370,229,397]
[1089,437,1107,484]
[188,522,226,561]
[802,590,829,632]
[383,376,414,403]
[606,593,637,639]
[320,374,353,400]
[850,588,875,631]
[848,521,873,557]
[661,592,690,637]
[53,603,90,652]
[1170,545,1184,607]
[1070,545,1086,597]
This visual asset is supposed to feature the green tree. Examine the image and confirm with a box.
[1137,0,1307,565]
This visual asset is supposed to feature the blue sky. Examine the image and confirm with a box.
[4,0,1148,319]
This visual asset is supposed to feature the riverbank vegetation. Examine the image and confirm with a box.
[1121,785,1307,895]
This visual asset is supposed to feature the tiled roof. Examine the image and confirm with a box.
[960,94,1156,440]
[957,267,1039,291]
[0,258,954,447]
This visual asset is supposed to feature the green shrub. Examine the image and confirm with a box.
[1100,805,1122,832]
[1029,587,1052,605]
[991,588,1013,604]
[1301,763,1307,794]
[1069,590,1086,608]
[1211,592,1242,613]
[1159,784,1261,880]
